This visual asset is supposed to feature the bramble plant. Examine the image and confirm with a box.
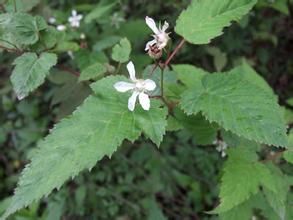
[0,0,292,219]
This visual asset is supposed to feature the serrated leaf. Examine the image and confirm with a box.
[172,64,206,88]
[212,147,277,213]
[111,38,131,63]
[2,76,167,219]
[79,62,107,82]
[180,66,287,147]
[262,164,290,220]
[173,108,218,145]
[175,0,257,44]
[9,13,47,45]
[10,52,57,100]
[283,132,293,164]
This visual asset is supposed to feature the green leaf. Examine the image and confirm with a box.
[205,46,227,71]
[180,66,287,147]
[172,64,206,88]
[111,38,131,63]
[284,132,293,164]
[10,52,57,100]
[173,109,218,145]
[262,164,290,220]
[79,62,107,82]
[4,0,40,12]
[9,13,47,45]
[85,2,116,24]
[2,76,167,219]
[213,147,277,213]
[175,0,257,44]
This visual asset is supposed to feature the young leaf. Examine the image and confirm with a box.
[79,62,107,82]
[2,76,167,219]
[11,52,57,100]
[175,0,257,44]
[9,13,47,45]
[213,147,277,213]
[180,66,287,147]
[111,38,131,63]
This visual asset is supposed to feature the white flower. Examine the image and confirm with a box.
[214,140,228,158]
[80,33,86,39]
[57,24,66,31]
[145,16,170,51]
[114,61,156,111]
[48,17,56,24]
[68,10,83,28]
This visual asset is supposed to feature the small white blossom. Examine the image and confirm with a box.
[57,24,67,31]
[48,17,56,24]
[68,10,83,28]
[214,140,228,157]
[80,33,86,39]
[114,61,156,111]
[67,50,74,59]
[145,16,170,51]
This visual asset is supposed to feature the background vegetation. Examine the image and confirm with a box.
[0,0,292,219]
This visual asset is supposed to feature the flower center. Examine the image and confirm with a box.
[135,80,146,92]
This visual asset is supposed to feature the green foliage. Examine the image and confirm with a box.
[175,0,257,44]
[79,62,107,81]
[2,76,167,219]
[4,0,40,12]
[213,147,277,213]
[10,52,57,100]
[85,2,116,24]
[180,65,287,147]
[9,13,47,45]
[111,38,131,63]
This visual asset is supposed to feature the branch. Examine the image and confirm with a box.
[57,65,80,77]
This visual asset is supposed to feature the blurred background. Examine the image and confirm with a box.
[0,0,292,219]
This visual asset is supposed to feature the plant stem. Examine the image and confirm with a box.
[163,38,185,68]
[115,62,121,74]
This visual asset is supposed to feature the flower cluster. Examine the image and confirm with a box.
[49,10,83,32]
[114,17,171,111]
[213,140,228,157]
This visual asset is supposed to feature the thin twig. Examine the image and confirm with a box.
[163,38,185,68]
[58,65,80,77]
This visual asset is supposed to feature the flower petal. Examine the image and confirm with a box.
[128,91,139,111]
[126,61,136,81]
[77,15,83,20]
[72,10,77,16]
[139,92,150,110]
[114,81,135,92]
[145,39,156,51]
[145,16,159,35]
[161,21,169,32]
[144,79,156,91]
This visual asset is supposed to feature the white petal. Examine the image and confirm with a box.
[77,15,83,20]
[144,79,156,91]
[128,91,139,111]
[114,81,135,92]
[145,16,159,34]
[161,21,169,32]
[145,39,156,51]
[126,61,136,81]
[72,10,77,16]
[139,92,150,110]
[57,25,66,31]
